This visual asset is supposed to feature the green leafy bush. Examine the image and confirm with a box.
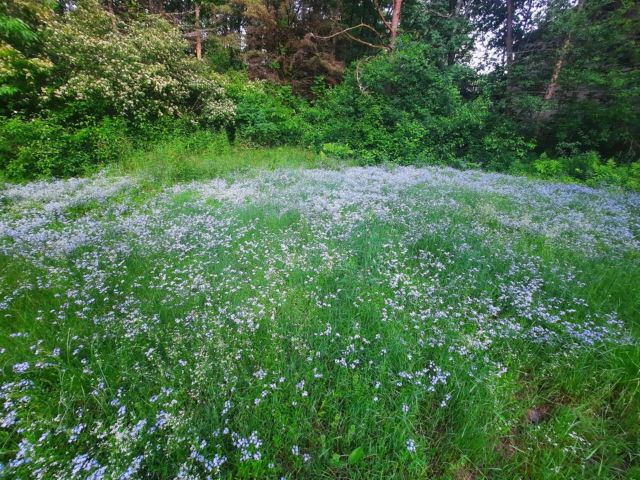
[225,75,308,146]
[0,117,63,179]
[43,0,234,126]
[527,150,640,191]
[319,142,354,161]
[532,154,565,179]
[588,159,623,187]
[0,116,131,179]
[626,163,640,191]
[473,122,536,171]
[305,40,502,167]
[0,1,53,116]
[584,157,640,191]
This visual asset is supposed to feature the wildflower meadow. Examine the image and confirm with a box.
[1,166,639,478]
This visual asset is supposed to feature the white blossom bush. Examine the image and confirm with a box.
[43,0,234,124]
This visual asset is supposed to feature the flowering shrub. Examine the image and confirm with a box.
[44,0,234,125]
[0,1,240,180]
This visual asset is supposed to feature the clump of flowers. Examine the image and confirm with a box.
[0,165,637,478]
[44,0,234,125]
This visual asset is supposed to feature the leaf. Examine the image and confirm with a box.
[330,453,341,466]
[348,446,364,465]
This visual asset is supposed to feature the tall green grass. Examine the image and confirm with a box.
[116,131,347,186]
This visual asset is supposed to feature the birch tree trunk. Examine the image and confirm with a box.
[195,3,202,60]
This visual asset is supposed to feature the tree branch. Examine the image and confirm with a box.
[344,31,390,50]
[372,0,392,32]
[312,23,383,41]
[311,23,391,50]
[421,7,452,19]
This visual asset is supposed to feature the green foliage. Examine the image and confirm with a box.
[347,446,365,465]
[529,151,640,190]
[43,0,233,125]
[306,40,523,168]
[0,1,240,180]
[1,0,638,192]
[204,37,244,73]
[504,0,640,165]
[474,122,536,171]
[0,14,37,44]
[627,163,640,192]
[402,0,474,64]
[319,142,354,161]
[0,116,131,179]
[119,133,337,185]
[0,0,54,115]
[532,154,564,179]
[548,0,640,163]
[225,74,308,146]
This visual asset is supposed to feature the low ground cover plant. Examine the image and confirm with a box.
[1,166,638,478]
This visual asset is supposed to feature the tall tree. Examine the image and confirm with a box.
[448,0,466,65]
[397,0,473,66]
[390,0,403,47]
[499,0,639,161]
[543,0,585,100]
[505,0,514,66]
[469,0,547,69]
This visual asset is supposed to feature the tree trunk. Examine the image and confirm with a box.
[544,0,586,100]
[447,0,464,65]
[390,0,403,48]
[505,0,514,67]
[543,38,570,100]
[195,3,202,60]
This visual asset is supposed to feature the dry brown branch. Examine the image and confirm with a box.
[313,23,383,40]
[311,23,391,50]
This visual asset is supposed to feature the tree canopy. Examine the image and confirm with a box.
[1,0,638,186]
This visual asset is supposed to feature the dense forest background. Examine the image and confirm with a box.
[1,0,639,188]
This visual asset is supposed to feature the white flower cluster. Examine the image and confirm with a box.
[43,1,235,123]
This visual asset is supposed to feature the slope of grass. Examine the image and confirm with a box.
[0,161,639,479]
